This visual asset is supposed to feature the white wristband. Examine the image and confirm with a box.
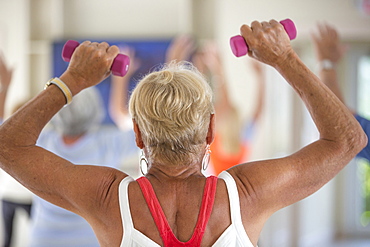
[44,77,73,104]
[319,59,335,71]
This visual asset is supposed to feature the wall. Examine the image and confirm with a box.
[63,0,192,39]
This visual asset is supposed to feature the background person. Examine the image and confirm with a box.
[311,22,370,161]
[166,36,265,175]
[0,52,33,247]
[0,20,366,247]
[192,42,265,175]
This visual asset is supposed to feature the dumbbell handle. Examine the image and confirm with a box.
[62,40,130,77]
[230,19,297,57]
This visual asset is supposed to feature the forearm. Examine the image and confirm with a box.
[211,63,235,116]
[276,51,366,150]
[252,71,265,122]
[0,85,65,147]
[0,88,8,119]
[0,82,67,197]
[214,73,230,105]
[109,76,131,129]
[319,69,345,103]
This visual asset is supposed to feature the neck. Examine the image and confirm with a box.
[146,162,204,181]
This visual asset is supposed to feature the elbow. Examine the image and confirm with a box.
[357,128,368,153]
[345,125,368,157]
[0,127,9,151]
[0,129,12,169]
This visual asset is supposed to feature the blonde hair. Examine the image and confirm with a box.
[129,61,214,166]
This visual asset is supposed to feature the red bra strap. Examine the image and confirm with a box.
[137,176,218,247]
[136,177,170,242]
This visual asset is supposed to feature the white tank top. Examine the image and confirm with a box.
[119,171,255,247]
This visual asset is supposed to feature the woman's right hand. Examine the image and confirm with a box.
[240,20,295,67]
[311,23,345,64]
[60,41,120,96]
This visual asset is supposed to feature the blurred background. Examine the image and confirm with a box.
[0,0,370,246]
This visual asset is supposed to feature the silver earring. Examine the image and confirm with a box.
[202,144,211,171]
[139,150,148,175]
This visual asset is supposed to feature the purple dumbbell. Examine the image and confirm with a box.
[62,40,130,77]
[230,19,297,57]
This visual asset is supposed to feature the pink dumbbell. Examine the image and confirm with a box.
[62,40,130,77]
[230,19,297,57]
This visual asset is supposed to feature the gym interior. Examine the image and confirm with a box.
[0,0,370,246]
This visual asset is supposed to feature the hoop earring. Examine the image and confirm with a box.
[139,150,148,175]
[202,144,211,171]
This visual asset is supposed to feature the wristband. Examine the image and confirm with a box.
[319,59,335,71]
[44,77,72,104]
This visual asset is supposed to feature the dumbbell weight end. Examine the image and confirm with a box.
[230,19,297,57]
[62,40,130,77]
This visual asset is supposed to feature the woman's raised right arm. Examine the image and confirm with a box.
[0,41,128,219]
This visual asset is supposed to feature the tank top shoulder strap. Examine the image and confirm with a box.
[218,171,252,243]
[118,176,135,247]
[136,176,218,247]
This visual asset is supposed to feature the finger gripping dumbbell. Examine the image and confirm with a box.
[62,40,130,77]
[230,19,297,57]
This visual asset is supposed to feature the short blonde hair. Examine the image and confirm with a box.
[129,61,214,166]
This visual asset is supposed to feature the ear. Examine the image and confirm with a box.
[206,114,215,145]
[132,119,145,149]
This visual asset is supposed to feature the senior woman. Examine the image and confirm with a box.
[0,20,367,247]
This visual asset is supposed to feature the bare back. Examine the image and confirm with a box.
[126,176,232,246]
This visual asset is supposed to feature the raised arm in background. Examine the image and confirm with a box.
[250,60,266,124]
[193,41,266,175]
[311,22,346,103]
[165,34,195,63]
[109,46,140,131]
[196,42,266,131]
[0,52,13,119]
[311,22,370,161]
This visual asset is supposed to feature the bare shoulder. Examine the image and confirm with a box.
[226,157,302,213]
[84,166,129,216]
[83,166,129,246]
[225,140,352,220]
